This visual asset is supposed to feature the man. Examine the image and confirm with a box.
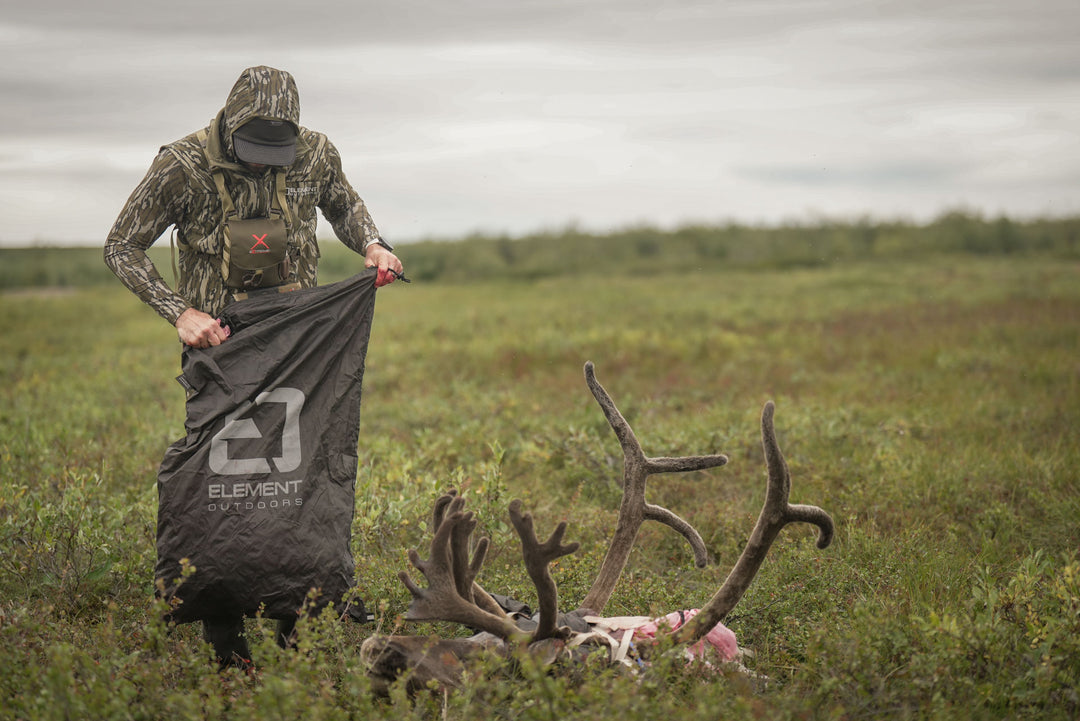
[105,66,403,667]
[105,65,403,348]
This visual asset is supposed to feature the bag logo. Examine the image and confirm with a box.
[249,234,271,254]
[209,387,305,475]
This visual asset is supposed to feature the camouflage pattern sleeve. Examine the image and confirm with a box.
[316,138,380,254]
[104,149,193,325]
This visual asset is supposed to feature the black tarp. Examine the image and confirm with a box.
[155,269,377,623]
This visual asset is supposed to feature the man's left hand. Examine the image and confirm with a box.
[365,244,404,287]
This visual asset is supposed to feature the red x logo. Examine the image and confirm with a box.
[249,234,270,254]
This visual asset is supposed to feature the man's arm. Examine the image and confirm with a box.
[103,149,193,326]
[104,149,229,347]
[317,139,404,285]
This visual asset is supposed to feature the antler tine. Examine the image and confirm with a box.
[432,490,464,533]
[450,509,485,600]
[760,404,834,549]
[668,401,834,646]
[643,503,709,562]
[583,361,646,469]
[578,362,728,615]
[508,499,581,642]
[432,490,481,601]
[400,503,523,641]
[430,489,506,616]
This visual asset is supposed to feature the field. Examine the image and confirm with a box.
[1,227,1078,719]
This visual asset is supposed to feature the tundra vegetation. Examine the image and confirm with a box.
[1,213,1078,719]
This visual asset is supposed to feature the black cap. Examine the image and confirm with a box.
[233,118,297,166]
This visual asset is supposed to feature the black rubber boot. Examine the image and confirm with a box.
[203,618,253,671]
[275,617,297,649]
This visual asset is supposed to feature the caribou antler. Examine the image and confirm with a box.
[432,491,506,617]
[508,499,580,641]
[578,361,730,614]
[668,400,834,645]
[367,370,836,692]
[399,492,584,646]
[399,494,523,641]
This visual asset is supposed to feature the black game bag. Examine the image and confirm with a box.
[155,269,377,623]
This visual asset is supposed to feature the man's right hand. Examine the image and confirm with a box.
[175,308,230,348]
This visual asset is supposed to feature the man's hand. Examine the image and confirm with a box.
[365,244,405,287]
[176,308,230,348]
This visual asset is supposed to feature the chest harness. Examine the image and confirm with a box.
[197,128,298,294]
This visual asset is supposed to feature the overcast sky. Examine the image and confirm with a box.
[1,0,1077,246]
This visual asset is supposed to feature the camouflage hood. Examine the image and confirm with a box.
[206,66,308,170]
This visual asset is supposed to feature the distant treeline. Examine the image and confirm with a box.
[3,211,1078,289]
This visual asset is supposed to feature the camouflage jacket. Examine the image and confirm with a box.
[104,66,380,324]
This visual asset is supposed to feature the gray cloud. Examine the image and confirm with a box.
[3,0,863,45]
[1,0,1078,245]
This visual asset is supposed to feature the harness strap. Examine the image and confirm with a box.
[210,170,235,282]
[169,227,179,286]
[232,281,301,302]
[210,164,292,226]
[273,166,293,229]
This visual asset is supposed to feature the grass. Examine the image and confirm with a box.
[1,242,1078,719]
